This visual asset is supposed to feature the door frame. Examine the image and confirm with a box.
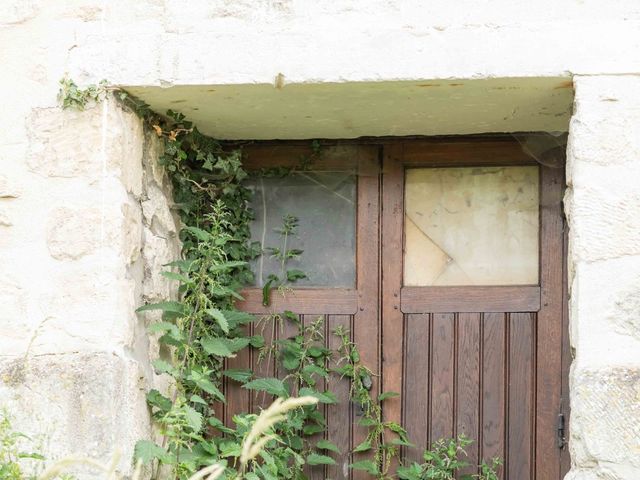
[232,136,568,479]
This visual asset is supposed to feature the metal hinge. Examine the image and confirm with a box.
[556,412,566,449]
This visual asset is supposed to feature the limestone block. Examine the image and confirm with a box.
[567,176,640,263]
[0,175,21,198]
[121,202,143,264]
[30,265,138,355]
[0,280,28,347]
[569,257,640,369]
[0,353,151,479]
[46,206,102,260]
[569,367,640,480]
[27,107,104,179]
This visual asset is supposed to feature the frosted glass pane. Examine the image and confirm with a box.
[248,172,356,287]
[404,166,539,286]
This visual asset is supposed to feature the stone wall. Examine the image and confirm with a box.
[564,76,640,480]
[1,1,640,479]
[0,97,180,475]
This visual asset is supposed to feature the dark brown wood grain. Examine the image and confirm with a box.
[237,288,358,315]
[430,313,455,442]
[401,286,541,313]
[401,138,535,167]
[507,313,534,480]
[403,313,431,463]
[381,144,405,431]
[352,149,382,480]
[456,313,481,477]
[327,315,353,480]
[481,313,506,479]
[535,166,565,480]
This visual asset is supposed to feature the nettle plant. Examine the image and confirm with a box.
[56,79,501,480]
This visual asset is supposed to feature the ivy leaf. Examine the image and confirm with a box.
[353,439,372,453]
[146,389,172,412]
[187,371,225,401]
[206,308,229,334]
[306,453,336,466]
[302,364,329,380]
[286,269,307,282]
[147,322,182,340]
[190,394,208,405]
[183,226,213,242]
[262,276,277,306]
[378,391,400,402]
[200,337,234,357]
[223,369,253,383]
[299,387,337,404]
[397,464,423,480]
[209,260,248,273]
[222,310,255,327]
[316,440,340,454]
[303,424,325,435]
[350,460,379,475]
[242,378,289,397]
[134,440,171,464]
[184,405,203,432]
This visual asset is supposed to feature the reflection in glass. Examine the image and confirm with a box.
[404,166,539,286]
[248,171,356,288]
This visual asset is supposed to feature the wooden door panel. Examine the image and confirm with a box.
[402,312,536,479]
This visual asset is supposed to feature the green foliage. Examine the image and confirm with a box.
[0,411,60,480]
[396,435,501,480]
[59,82,502,479]
[57,77,108,110]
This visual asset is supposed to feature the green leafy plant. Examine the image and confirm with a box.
[0,411,52,480]
[58,82,501,480]
[261,214,307,306]
[396,435,501,480]
[57,77,108,110]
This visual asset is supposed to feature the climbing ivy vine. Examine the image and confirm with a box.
[57,78,500,480]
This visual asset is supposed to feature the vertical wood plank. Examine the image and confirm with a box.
[252,315,276,410]
[304,314,328,480]
[327,315,353,480]
[430,313,455,442]
[381,144,405,432]
[481,312,506,478]
[536,166,564,480]
[508,313,534,480]
[224,324,251,427]
[353,148,381,479]
[456,312,481,477]
[403,313,431,462]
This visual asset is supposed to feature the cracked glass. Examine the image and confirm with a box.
[404,166,539,286]
[248,171,356,288]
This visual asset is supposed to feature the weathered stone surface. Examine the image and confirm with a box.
[46,206,102,260]
[0,353,151,480]
[566,76,640,480]
[569,368,640,480]
[0,175,21,198]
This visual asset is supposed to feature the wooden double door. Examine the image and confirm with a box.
[231,138,569,479]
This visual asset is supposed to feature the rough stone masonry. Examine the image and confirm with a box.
[1,1,640,479]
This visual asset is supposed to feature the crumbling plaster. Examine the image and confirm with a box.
[1,1,640,479]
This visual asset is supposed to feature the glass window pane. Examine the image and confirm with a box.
[404,166,539,286]
[248,171,356,288]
